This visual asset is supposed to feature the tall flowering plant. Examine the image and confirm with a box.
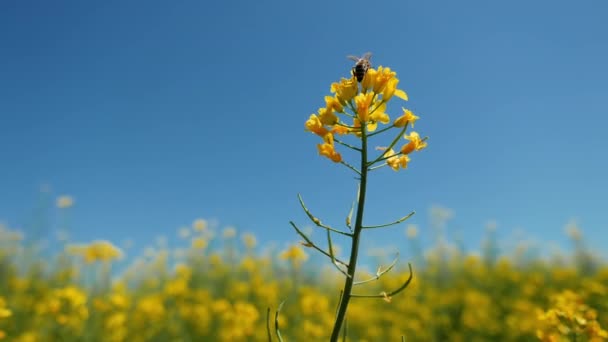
[279,54,428,341]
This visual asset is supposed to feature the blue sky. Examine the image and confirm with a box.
[1,0,607,259]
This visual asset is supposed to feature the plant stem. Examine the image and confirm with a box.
[330,125,368,342]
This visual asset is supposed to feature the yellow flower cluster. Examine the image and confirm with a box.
[66,240,124,263]
[0,297,11,339]
[1,219,607,341]
[56,195,74,209]
[305,65,426,170]
[537,290,608,341]
[35,286,89,335]
[280,244,309,267]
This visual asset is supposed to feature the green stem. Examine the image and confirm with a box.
[330,119,368,342]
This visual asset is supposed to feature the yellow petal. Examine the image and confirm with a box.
[394,89,408,101]
[370,112,390,124]
[367,121,378,132]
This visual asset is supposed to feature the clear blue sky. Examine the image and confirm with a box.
[1,1,607,258]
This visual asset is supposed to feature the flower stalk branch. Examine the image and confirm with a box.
[351,263,414,300]
[362,211,415,230]
[354,252,400,286]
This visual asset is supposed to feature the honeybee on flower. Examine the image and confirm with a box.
[347,52,372,82]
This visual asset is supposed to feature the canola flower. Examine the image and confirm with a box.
[66,240,124,264]
[406,224,419,239]
[305,66,425,168]
[56,195,74,209]
[537,290,608,341]
[280,244,309,268]
[296,55,428,341]
[192,218,208,232]
[241,233,257,250]
[0,297,11,339]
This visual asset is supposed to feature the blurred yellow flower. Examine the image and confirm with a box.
[406,224,419,239]
[36,286,89,334]
[66,240,123,264]
[105,312,127,331]
[300,290,330,315]
[565,221,582,241]
[0,225,23,242]
[164,278,188,297]
[56,195,74,208]
[174,263,192,278]
[241,233,257,249]
[192,218,208,232]
[13,332,38,342]
[537,290,608,341]
[0,297,11,319]
[240,256,257,273]
[191,237,208,250]
[223,227,237,239]
[280,244,308,266]
[136,295,165,322]
[302,320,323,338]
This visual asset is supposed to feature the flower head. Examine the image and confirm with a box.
[66,240,123,264]
[305,57,426,169]
[280,244,309,266]
[317,133,342,162]
[401,131,427,155]
[192,219,208,232]
[383,77,408,102]
[387,151,410,171]
[394,108,419,128]
[361,67,377,92]
[330,77,358,105]
[354,92,375,123]
[318,107,338,126]
[57,195,74,209]
[325,95,344,113]
[241,233,257,249]
[305,114,329,137]
[373,66,396,94]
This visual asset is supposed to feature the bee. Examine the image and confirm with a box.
[347,52,372,82]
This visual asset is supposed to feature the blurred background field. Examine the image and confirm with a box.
[0,198,607,341]
[2,1,608,341]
